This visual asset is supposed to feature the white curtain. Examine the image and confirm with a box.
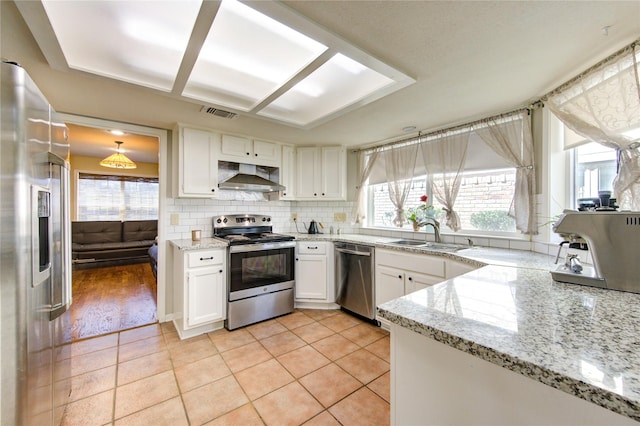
[546,41,640,210]
[383,144,419,227]
[474,111,537,234]
[420,131,469,231]
[351,149,380,224]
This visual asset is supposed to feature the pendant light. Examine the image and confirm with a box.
[99,141,137,169]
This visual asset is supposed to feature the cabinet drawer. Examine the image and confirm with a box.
[297,243,326,255]
[376,249,445,278]
[187,250,224,268]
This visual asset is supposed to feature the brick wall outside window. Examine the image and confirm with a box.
[370,169,516,232]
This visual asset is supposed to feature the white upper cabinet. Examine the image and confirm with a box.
[295,146,346,200]
[280,145,296,200]
[175,126,220,198]
[220,134,281,167]
[321,146,346,199]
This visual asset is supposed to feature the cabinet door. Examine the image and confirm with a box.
[375,265,405,306]
[181,128,219,197]
[296,147,321,199]
[446,259,477,279]
[321,146,346,199]
[187,266,225,327]
[220,134,253,160]
[253,140,281,166]
[295,254,327,299]
[405,271,441,294]
[280,145,296,200]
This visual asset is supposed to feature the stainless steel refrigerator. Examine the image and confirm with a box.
[1,61,72,425]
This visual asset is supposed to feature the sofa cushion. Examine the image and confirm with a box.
[72,221,122,244]
[123,220,157,242]
[72,240,156,252]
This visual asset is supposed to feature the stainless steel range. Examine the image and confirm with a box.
[213,214,295,330]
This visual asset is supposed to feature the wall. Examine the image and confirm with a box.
[69,155,159,221]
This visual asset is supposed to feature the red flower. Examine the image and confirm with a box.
[420,194,428,203]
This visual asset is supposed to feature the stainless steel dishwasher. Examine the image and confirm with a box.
[335,242,375,320]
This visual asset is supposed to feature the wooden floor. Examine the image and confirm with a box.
[66,263,157,342]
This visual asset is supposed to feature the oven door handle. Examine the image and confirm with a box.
[229,241,296,253]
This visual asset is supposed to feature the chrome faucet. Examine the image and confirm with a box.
[423,218,441,243]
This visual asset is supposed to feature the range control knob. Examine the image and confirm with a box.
[216,218,222,224]
[223,218,228,223]
[262,217,267,222]
[266,217,271,222]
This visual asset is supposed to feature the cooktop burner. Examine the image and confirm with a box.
[213,214,295,245]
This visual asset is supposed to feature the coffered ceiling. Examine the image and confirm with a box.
[6,0,640,149]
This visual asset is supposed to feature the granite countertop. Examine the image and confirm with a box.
[291,232,555,270]
[170,237,228,251]
[377,263,640,422]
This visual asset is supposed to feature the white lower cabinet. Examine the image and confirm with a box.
[173,246,226,339]
[294,241,336,309]
[375,248,478,329]
[187,266,225,326]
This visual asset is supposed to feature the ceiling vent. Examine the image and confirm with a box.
[200,106,239,119]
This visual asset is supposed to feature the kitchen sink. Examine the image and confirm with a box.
[421,242,466,252]
[387,240,466,251]
[388,239,426,246]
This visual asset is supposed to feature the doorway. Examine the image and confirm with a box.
[59,114,168,342]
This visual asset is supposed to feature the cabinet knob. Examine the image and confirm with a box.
[211,188,215,192]
[398,275,402,279]
[254,153,258,156]
[283,192,287,196]
[408,277,413,281]
[322,193,325,196]
[314,193,317,196]
[246,152,250,155]
[219,269,223,273]
[295,258,299,261]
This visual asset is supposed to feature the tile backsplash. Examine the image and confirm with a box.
[165,197,355,240]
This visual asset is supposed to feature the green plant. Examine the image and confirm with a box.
[470,210,515,232]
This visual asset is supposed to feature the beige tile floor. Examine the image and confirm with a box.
[60,309,390,425]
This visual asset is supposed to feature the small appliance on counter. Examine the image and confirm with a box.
[551,209,640,294]
[304,220,321,234]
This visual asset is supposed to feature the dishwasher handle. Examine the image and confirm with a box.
[335,247,371,257]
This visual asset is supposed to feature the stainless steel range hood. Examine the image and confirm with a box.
[218,163,285,192]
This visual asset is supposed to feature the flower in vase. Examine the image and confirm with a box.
[406,195,436,229]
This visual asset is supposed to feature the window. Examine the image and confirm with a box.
[366,128,519,235]
[77,173,158,221]
[369,168,516,232]
[572,142,617,207]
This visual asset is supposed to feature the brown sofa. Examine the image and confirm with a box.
[72,220,157,266]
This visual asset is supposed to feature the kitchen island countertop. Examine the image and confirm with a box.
[374,254,640,421]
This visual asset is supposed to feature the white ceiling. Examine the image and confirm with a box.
[7,0,640,152]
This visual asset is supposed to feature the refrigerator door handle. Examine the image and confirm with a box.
[48,153,71,320]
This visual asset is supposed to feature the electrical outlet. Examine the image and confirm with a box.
[291,213,298,221]
[334,212,347,222]
[170,213,179,225]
